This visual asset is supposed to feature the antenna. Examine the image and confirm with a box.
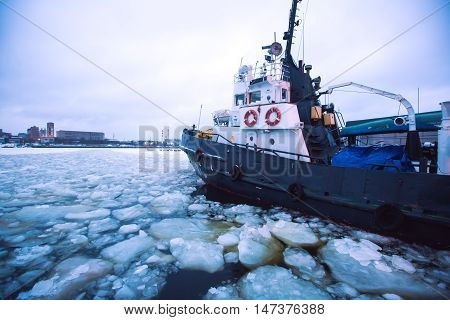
[197,104,203,129]
[303,0,310,61]
[284,0,302,58]
[417,88,420,114]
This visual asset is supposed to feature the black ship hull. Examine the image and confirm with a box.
[181,131,450,249]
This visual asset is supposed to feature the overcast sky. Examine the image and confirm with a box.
[0,0,449,140]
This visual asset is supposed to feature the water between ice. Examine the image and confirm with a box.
[0,149,448,300]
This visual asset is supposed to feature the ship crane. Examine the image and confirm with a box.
[325,82,417,132]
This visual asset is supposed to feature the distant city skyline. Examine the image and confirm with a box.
[0,0,449,140]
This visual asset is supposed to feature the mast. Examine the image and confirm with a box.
[284,0,302,59]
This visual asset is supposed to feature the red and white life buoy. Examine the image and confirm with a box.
[244,109,258,127]
[265,107,281,126]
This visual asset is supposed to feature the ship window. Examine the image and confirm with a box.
[249,91,261,103]
[235,94,245,106]
[269,138,275,145]
[282,88,288,100]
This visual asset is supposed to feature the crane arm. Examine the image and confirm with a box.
[326,82,417,131]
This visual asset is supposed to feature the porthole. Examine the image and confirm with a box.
[250,136,254,142]
[269,138,275,145]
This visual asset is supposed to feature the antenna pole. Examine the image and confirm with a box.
[284,0,302,58]
[197,104,203,129]
[417,88,420,114]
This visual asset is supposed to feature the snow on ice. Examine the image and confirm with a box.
[238,266,331,300]
[18,256,113,299]
[320,239,441,299]
[0,149,449,300]
[237,225,283,268]
[101,235,155,264]
[169,238,224,273]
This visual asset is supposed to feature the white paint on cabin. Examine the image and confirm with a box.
[211,61,310,162]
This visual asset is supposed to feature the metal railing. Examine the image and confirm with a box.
[206,132,325,163]
[234,62,290,83]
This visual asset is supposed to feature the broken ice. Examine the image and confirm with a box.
[0,149,448,300]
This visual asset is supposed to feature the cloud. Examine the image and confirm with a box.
[0,0,449,139]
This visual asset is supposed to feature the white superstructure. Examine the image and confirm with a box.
[211,48,310,161]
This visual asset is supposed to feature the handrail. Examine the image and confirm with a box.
[234,62,291,83]
[208,132,325,162]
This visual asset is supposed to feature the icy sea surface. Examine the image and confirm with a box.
[0,148,449,300]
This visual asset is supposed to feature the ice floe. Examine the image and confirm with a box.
[170,238,224,273]
[217,232,240,247]
[1,149,448,300]
[65,208,110,221]
[204,285,240,300]
[320,239,441,299]
[149,218,230,242]
[88,218,120,235]
[283,247,325,279]
[239,266,331,300]
[391,255,416,274]
[18,256,112,299]
[101,235,155,264]
[224,252,239,264]
[267,220,320,248]
[118,224,140,234]
[8,245,53,267]
[188,203,209,213]
[15,205,92,223]
[53,222,81,232]
[150,193,190,215]
[112,205,147,221]
[238,225,283,268]
[326,282,359,299]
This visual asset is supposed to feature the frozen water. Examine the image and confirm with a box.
[18,256,113,299]
[267,220,320,248]
[238,225,284,268]
[88,218,120,235]
[53,222,81,232]
[145,252,175,265]
[118,224,140,234]
[15,205,92,223]
[188,203,209,213]
[391,255,416,274]
[234,214,264,226]
[382,293,403,300]
[149,218,230,242]
[101,235,155,264]
[170,238,224,273]
[1,149,448,300]
[321,239,442,299]
[8,245,53,267]
[204,285,240,300]
[217,232,240,247]
[224,252,239,264]
[333,238,382,266]
[239,266,331,300]
[112,205,147,221]
[283,247,325,279]
[150,193,190,215]
[327,282,359,299]
[65,208,110,221]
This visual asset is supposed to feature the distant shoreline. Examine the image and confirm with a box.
[0,145,181,150]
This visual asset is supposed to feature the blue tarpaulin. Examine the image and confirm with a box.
[332,146,416,172]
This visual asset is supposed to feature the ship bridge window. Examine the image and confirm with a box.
[249,91,261,103]
[235,94,246,106]
[282,88,288,100]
